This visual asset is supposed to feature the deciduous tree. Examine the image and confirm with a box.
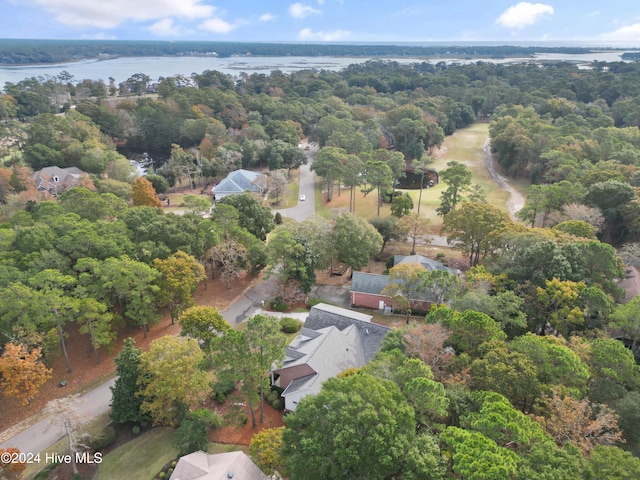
[283,373,437,480]
[178,306,230,351]
[153,251,206,323]
[533,390,624,454]
[138,336,207,426]
[131,176,162,207]
[0,343,52,405]
[333,213,383,271]
[45,395,90,475]
[248,427,288,478]
[442,202,510,266]
[382,262,428,323]
[397,212,431,255]
[0,447,26,480]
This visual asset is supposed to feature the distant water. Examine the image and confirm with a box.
[0,50,632,87]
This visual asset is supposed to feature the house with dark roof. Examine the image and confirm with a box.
[350,254,460,311]
[212,169,266,202]
[170,451,268,480]
[31,166,87,197]
[271,303,390,411]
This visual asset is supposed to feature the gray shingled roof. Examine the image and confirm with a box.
[31,166,86,196]
[351,271,390,295]
[272,304,391,408]
[169,451,268,480]
[304,303,390,362]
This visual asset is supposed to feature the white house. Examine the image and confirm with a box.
[271,303,390,411]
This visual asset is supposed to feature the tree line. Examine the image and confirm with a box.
[0,39,602,64]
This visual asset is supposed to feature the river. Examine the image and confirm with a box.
[0,50,632,87]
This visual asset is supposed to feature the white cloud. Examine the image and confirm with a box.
[599,23,640,41]
[298,28,350,41]
[199,16,237,34]
[496,2,554,30]
[317,0,326,4]
[148,19,182,36]
[289,3,322,19]
[17,0,214,28]
[259,13,277,22]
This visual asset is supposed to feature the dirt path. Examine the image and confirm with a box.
[482,139,525,220]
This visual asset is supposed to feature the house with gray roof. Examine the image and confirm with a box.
[170,451,268,480]
[31,166,87,197]
[212,169,266,202]
[350,254,459,311]
[272,303,390,411]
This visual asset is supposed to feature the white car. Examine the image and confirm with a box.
[299,194,306,201]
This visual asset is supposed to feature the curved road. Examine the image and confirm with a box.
[0,138,519,456]
[483,139,525,220]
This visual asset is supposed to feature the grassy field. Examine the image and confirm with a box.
[272,168,300,209]
[96,427,179,480]
[96,426,246,480]
[314,123,523,232]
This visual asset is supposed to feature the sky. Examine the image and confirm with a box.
[1,1,639,46]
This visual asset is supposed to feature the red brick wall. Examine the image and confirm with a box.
[351,292,388,309]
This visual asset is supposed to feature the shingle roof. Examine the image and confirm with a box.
[169,451,268,480]
[273,304,390,406]
[394,254,459,274]
[304,303,390,363]
[351,271,390,295]
[31,166,86,195]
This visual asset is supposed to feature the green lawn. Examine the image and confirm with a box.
[96,427,179,480]
[313,123,525,230]
[272,167,300,209]
[404,123,516,232]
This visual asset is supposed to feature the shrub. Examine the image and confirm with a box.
[159,472,166,479]
[267,390,279,404]
[385,256,396,270]
[212,379,236,404]
[274,212,283,224]
[280,317,302,334]
[306,297,322,308]
[132,425,141,435]
[89,425,116,452]
[272,398,285,411]
[270,297,288,312]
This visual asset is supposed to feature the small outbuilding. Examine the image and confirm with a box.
[350,254,460,312]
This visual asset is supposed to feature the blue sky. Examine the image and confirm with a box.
[1,1,639,46]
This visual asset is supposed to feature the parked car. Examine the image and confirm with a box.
[299,194,306,201]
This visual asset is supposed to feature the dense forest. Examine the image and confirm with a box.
[2,57,640,478]
[0,39,615,64]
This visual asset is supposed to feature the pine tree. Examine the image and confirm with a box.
[110,338,148,424]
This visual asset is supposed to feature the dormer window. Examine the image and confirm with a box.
[53,175,59,183]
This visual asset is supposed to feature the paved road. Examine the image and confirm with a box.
[278,143,317,221]
[0,378,116,455]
